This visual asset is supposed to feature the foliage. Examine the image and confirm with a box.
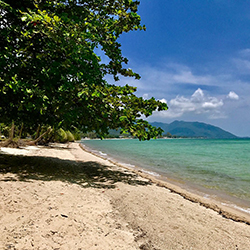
[55,128,68,143]
[0,123,10,137]
[53,128,75,143]
[0,0,168,141]
[66,130,75,142]
[71,127,82,141]
[165,132,173,138]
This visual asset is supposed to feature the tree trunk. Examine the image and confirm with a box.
[0,122,15,147]
[27,127,52,146]
[19,123,24,139]
[9,122,15,140]
[35,125,40,140]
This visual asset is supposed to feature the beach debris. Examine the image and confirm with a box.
[61,214,68,218]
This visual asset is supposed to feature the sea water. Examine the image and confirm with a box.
[81,138,250,212]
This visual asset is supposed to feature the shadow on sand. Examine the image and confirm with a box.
[0,153,150,188]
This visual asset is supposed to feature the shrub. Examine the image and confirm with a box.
[55,128,68,143]
[66,131,75,142]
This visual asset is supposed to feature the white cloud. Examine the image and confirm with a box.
[108,62,238,100]
[159,98,167,104]
[171,70,212,85]
[110,63,217,96]
[141,63,214,87]
[239,49,250,58]
[191,88,205,102]
[233,58,250,74]
[227,91,239,100]
[154,88,224,119]
[202,100,223,109]
[107,59,248,125]
[232,49,250,75]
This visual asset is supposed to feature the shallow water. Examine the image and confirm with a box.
[81,138,250,212]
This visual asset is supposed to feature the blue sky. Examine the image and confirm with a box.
[112,1,250,136]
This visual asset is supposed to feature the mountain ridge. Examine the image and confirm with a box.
[150,120,238,139]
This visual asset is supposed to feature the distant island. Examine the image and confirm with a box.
[83,120,238,139]
[151,121,238,139]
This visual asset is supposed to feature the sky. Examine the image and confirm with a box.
[110,0,250,137]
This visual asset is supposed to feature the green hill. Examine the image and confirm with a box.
[150,121,238,139]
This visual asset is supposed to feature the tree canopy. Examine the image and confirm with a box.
[0,0,168,140]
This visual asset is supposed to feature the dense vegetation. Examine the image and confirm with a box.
[0,0,168,145]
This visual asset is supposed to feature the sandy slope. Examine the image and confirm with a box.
[0,143,250,249]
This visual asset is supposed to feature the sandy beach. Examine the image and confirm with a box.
[0,142,250,249]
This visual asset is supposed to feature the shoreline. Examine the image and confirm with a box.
[1,142,250,249]
[81,139,250,212]
[79,143,250,225]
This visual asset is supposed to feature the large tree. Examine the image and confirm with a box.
[0,0,168,140]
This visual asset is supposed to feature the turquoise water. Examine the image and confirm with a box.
[81,138,250,210]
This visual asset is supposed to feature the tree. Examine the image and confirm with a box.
[165,132,172,138]
[0,0,168,141]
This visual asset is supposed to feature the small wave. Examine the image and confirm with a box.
[141,169,160,177]
[221,202,250,214]
[234,206,250,214]
[203,194,210,199]
[119,163,136,168]
[99,151,107,156]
